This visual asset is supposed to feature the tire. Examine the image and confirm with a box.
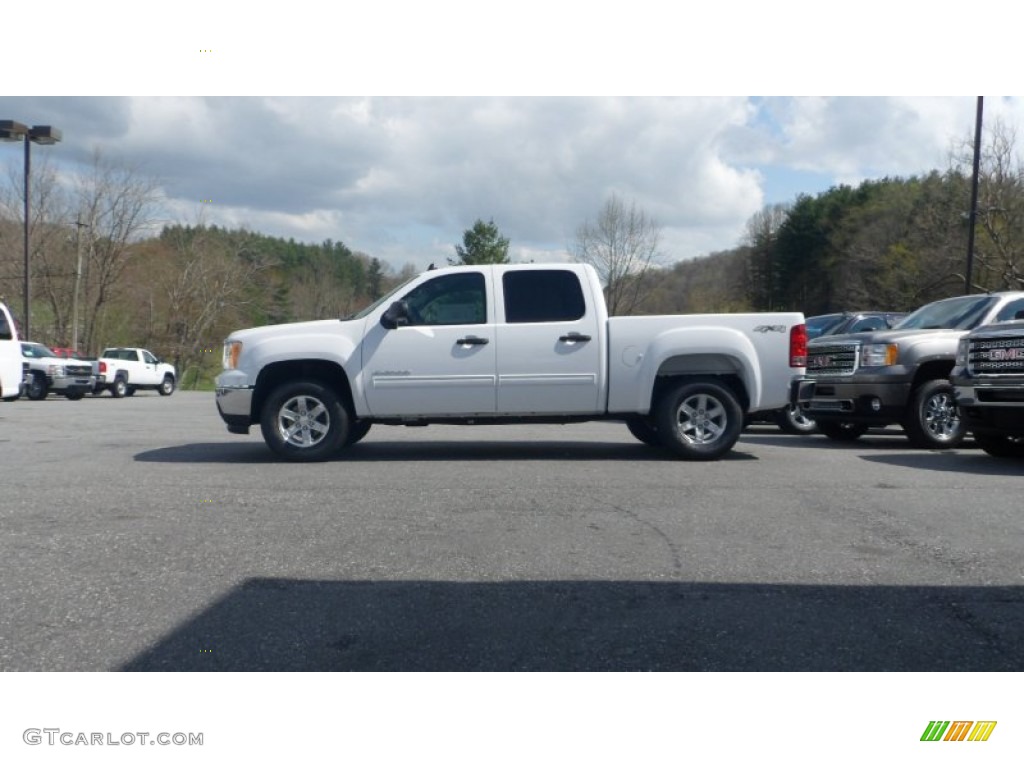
[65,392,85,401]
[345,420,373,446]
[2,394,19,402]
[653,379,743,460]
[125,386,137,397]
[110,378,128,398]
[625,415,662,447]
[817,419,869,442]
[903,379,966,449]
[26,373,49,401]
[158,375,175,396]
[972,432,1024,458]
[774,404,817,435]
[260,380,350,462]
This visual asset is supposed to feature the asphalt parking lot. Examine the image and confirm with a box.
[1,392,1022,671]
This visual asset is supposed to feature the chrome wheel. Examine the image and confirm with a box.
[922,390,960,442]
[277,394,331,448]
[674,392,727,445]
[654,380,743,460]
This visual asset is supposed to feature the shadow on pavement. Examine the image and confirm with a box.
[135,441,760,463]
[120,579,1024,671]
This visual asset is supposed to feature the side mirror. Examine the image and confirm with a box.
[380,300,410,330]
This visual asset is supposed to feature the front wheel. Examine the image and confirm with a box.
[817,419,869,442]
[903,379,966,449]
[26,373,49,401]
[260,380,350,462]
[653,380,743,460]
[973,432,1024,458]
[774,404,817,435]
[158,375,175,396]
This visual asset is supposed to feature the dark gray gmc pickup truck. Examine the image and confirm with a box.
[794,291,1024,448]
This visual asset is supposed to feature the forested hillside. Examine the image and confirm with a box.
[3,122,1023,387]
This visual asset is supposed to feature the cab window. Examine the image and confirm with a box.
[994,298,1024,323]
[401,272,486,326]
[502,270,586,323]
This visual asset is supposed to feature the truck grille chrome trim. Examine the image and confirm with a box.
[968,335,1024,375]
[805,343,859,376]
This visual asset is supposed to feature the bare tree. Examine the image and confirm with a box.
[74,149,162,352]
[571,194,663,315]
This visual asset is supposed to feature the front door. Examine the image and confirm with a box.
[362,271,497,417]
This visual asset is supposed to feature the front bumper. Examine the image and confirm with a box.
[215,371,254,433]
[50,374,96,395]
[793,375,909,425]
[953,377,1024,436]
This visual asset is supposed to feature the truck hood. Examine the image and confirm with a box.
[808,327,968,347]
[965,319,1024,338]
[229,317,367,371]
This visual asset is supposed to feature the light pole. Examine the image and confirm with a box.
[0,119,63,341]
[73,219,90,350]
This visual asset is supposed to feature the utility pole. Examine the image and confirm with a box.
[965,96,984,294]
[73,219,90,350]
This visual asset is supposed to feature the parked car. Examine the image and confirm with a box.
[952,316,1024,457]
[20,341,96,400]
[93,347,177,397]
[215,263,807,462]
[49,346,86,360]
[747,311,905,434]
[806,311,907,340]
[0,301,22,401]
[795,291,1024,448]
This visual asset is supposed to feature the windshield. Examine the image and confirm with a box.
[22,343,56,358]
[805,314,846,339]
[895,295,996,331]
[349,276,418,320]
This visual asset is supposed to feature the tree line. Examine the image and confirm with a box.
[3,120,1023,386]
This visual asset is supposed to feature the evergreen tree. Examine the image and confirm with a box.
[451,218,510,265]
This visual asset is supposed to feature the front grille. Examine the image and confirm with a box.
[969,335,1024,375]
[805,343,858,376]
[65,364,93,376]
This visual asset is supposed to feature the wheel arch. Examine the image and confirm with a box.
[252,359,355,423]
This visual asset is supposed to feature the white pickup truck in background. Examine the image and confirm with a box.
[216,263,806,461]
[94,347,177,397]
[0,301,23,401]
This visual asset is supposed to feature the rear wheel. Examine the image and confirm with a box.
[260,380,350,462]
[903,379,966,449]
[625,415,661,447]
[65,392,85,401]
[653,380,743,460]
[817,419,869,442]
[774,404,817,435]
[973,432,1024,458]
[110,378,127,398]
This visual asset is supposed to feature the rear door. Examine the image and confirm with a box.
[494,267,603,414]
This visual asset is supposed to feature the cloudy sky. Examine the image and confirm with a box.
[4,3,1021,273]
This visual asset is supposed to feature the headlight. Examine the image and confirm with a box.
[47,364,65,376]
[223,341,242,370]
[955,338,969,367]
[860,343,898,367]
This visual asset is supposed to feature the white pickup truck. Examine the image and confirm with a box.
[94,347,177,397]
[216,263,806,461]
[1,301,23,401]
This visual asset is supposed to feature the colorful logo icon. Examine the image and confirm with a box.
[921,721,997,742]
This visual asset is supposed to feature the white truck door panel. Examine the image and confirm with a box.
[361,270,497,417]
[495,268,602,414]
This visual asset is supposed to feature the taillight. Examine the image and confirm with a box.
[99,361,107,373]
[790,323,807,367]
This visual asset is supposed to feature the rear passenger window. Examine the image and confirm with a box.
[503,270,586,323]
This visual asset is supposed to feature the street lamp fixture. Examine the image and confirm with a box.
[1,119,63,341]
